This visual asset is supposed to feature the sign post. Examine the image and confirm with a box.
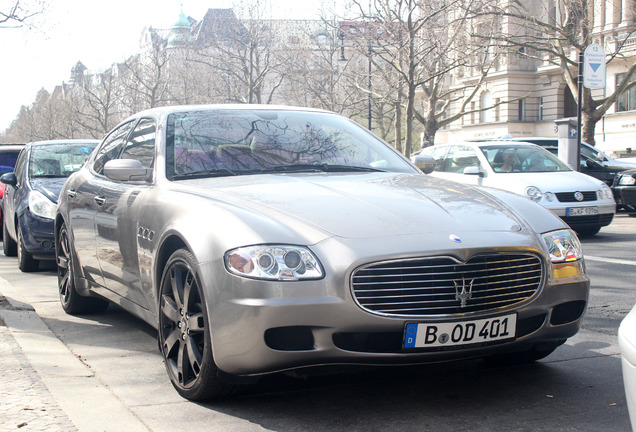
[572,44,607,171]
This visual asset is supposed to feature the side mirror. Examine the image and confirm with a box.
[0,172,17,187]
[413,155,436,174]
[104,159,150,182]
[463,166,483,176]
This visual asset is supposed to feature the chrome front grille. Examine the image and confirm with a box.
[351,253,543,316]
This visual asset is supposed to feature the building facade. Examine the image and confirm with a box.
[437,0,636,159]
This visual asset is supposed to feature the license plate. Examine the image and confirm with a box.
[403,314,516,349]
[566,206,598,216]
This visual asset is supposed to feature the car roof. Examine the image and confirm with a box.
[28,139,100,146]
[127,104,335,119]
[0,144,25,151]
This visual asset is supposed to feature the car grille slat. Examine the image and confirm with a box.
[351,253,543,316]
[555,191,597,202]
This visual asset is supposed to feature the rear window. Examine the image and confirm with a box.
[0,150,21,175]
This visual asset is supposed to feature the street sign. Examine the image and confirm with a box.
[583,44,606,89]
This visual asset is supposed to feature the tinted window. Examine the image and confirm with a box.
[165,109,414,179]
[121,118,156,169]
[0,150,21,175]
[93,121,136,175]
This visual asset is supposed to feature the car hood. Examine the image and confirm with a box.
[30,177,67,203]
[485,171,604,193]
[180,173,534,239]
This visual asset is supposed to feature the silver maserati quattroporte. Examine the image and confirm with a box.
[55,105,590,400]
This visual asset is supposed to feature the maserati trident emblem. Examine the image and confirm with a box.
[574,191,584,202]
[454,277,474,308]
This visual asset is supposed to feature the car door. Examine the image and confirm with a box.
[68,121,136,286]
[94,118,156,310]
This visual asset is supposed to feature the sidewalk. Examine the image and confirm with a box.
[0,296,77,431]
[0,278,150,432]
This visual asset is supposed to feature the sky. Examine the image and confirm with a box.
[0,0,346,132]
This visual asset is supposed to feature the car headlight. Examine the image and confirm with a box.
[225,245,324,280]
[597,184,614,200]
[542,229,585,280]
[28,190,57,220]
[525,186,543,202]
[618,175,636,186]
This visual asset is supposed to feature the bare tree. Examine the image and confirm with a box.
[477,0,636,145]
[76,69,124,136]
[1,0,43,28]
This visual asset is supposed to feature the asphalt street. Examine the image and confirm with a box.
[1,213,635,431]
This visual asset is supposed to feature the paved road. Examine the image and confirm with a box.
[1,214,635,431]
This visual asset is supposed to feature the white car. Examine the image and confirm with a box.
[416,141,616,236]
[619,304,636,431]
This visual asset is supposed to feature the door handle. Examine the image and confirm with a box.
[67,189,77,198]
[94,196,106,206]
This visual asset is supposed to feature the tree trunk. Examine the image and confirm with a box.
[395,101,403,153]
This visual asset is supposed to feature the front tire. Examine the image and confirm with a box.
[57,222,108,314]
[158,249,236,400]
[3,219,17,257]
[17,223,39,272]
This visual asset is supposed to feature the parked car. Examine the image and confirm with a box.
[0,139,98,271]
[416,141,616,236]
[612,169,636,216]
[55,105,589,401]
[543,146,633,187]
[619,304,636,431]
[0,144,24,239]
[499,137,636,169]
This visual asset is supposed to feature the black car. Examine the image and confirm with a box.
[612,170,636,216]
[0,140,98,271]
[544,146,633,186]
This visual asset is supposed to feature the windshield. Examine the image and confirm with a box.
[0,150,20,175]
[165,109,414,179]
[30,143,97,178]
[480,145,572,173]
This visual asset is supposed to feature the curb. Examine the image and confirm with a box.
[0,277,151,432]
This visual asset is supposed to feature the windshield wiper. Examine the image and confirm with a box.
[172,169,239,180]
[259,164,385,173]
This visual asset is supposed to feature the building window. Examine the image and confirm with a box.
[518,99,525,121]
[495,98,500,122]
[539,97,544,120]
[480,92,492,123]
[617,73,636,112]
[470,102,476,124]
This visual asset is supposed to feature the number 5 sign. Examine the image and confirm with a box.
[583,44,606,89]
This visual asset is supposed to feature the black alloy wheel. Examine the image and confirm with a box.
[158,249,235,400]
[17,222,39,272]
[57,222,108,314]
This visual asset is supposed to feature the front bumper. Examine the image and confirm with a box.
[203,237,590,377]
[18,210,55,260]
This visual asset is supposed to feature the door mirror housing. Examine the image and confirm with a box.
[104,159,151,182]
[0,172,17,187]
[412,155,436,174]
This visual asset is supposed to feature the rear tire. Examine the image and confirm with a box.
[17,223,39,272]
[57,222,108,314]
[3,219,16,257]
[158,249,237,400]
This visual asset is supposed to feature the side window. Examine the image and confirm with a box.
[421,146,449,171]
[444,146,480,173]
[120,118,156,169]
[92,121,136,175]
[14,148,28,180]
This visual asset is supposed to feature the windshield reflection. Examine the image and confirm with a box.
[165,109,414,179]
